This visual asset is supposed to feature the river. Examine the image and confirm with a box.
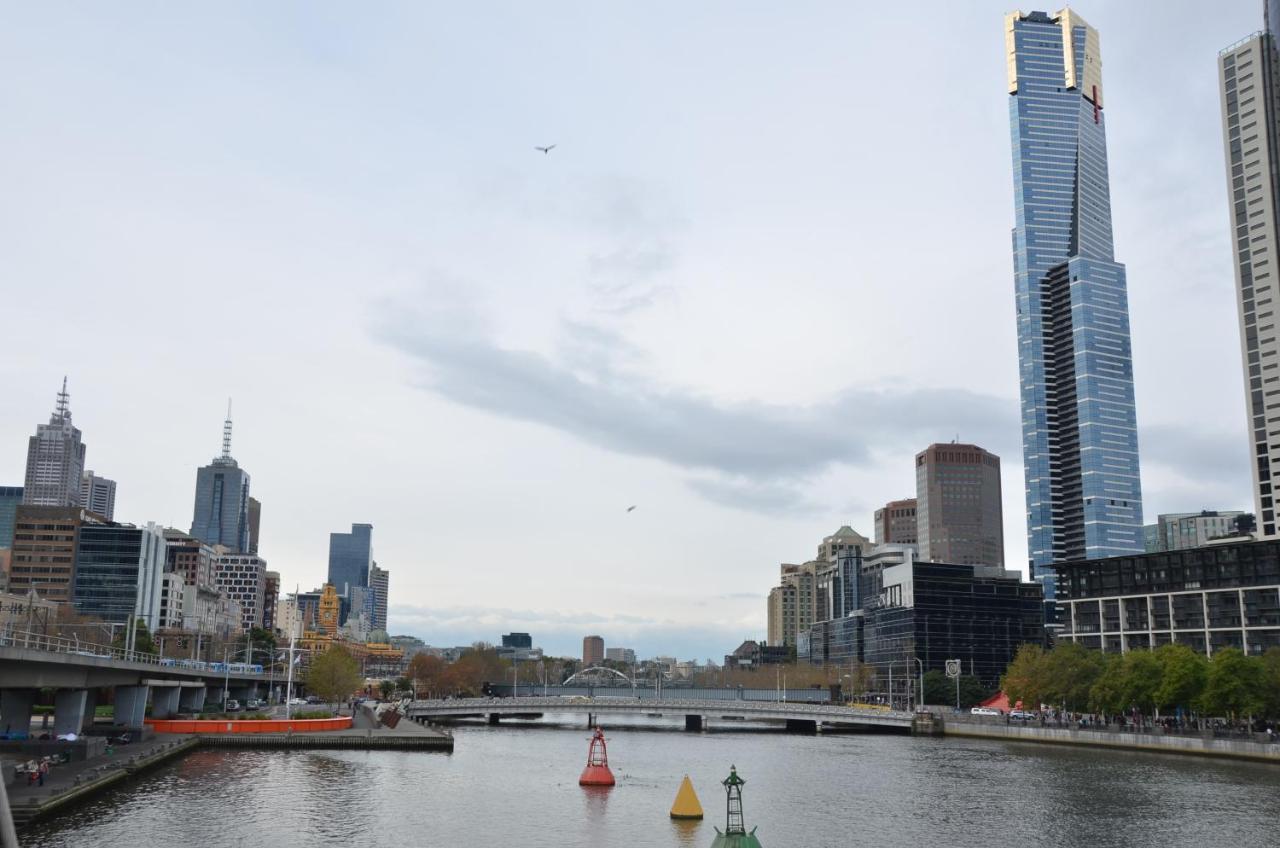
[20,714,1280,847]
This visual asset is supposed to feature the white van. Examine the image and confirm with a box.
[970,706,1001,717]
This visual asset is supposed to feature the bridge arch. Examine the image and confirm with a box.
[562,666,632,686]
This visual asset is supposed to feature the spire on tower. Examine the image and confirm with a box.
[222,398,233,460]
[55,376,71,420]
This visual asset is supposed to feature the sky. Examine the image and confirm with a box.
[0,1,1261,661]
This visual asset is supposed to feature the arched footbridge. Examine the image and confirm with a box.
[406,696,916,733]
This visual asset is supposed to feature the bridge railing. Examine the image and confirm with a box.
[407,696,912,721]
[0,627,171,666]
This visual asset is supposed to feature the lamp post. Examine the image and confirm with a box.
[284,634,297,720]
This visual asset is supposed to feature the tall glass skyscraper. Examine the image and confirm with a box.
[327,523,373,597]
[189,405,251,552]
[1220,3,1280,538]
[1006,9,1144,600]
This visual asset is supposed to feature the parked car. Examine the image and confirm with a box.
[1009,710,1037,721]
[245,699,264,710]
[288,697,307,706]
[225,699,242,712]
[305,695,322,705]
[970,706,1002,717]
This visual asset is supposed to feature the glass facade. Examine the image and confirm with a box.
[0,487,22,548]
[190,463,251,552]
[327,523,373,599]
[1008,10,1144,598]
[1056,539,1280,656]
[72,524,166,630]
[860,561,1045,686]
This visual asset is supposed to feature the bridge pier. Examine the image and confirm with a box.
[113,685,150,728]
[1,688,36,735]
[53,689,88,736]
[151,685,182,719]
[81,689,99,731]
[685,714,703,732]
[587,713,594,728]
[179,685,207,713]
[488,714,501,725]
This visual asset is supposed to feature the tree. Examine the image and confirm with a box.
[112,618,158,655]
[1260,648,1280,720]
[923,671,991,709]
[306,646,361,705]
[1119,650,1163,715]
[378,679,396,699]
[408,653,448,697]
[1153,643,1207,716]
[1042,642,1105,711]
[1001,644,1050,709]
[1199,648,1266,720]
[1089,653,1126,715]
[248,627,277,658]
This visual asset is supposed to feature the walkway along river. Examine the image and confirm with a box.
[18,714,1280,848]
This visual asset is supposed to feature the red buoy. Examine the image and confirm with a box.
[578,726,616,786]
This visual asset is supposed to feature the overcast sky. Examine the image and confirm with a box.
[0,1,1260,661]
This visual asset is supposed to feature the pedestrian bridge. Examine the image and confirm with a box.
[406,696,915,732]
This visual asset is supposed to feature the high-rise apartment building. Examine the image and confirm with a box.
[23,379,87,508]
[874,499,918,546]
[190,405,251,552]
[817,526,871,562]
[583,635,604,665]
[80,471,117,521]
[605,647,636,664]
[1144,511,1250,553]
[1220,4,1280,538]
[369,563,389,633]
[212,547,267,631]
[72,522,167,631]
[7,506,103,604]
[327,523,372,598]
[0,487,22,549]
[1006,9,1145,597]
[766,583,798,647]
[915,443,1004,568]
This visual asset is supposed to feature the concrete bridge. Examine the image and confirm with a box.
[0,630,277,734]
[407,696,915,733]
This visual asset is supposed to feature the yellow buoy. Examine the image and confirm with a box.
[670,773,704,820]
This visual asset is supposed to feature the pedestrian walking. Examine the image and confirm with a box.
[37,761,47,787]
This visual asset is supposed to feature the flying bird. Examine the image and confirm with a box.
[626,505,637,513]
[535,144,556,154]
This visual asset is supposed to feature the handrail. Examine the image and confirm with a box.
[406,696,913,720]
[1220,31,1264,57]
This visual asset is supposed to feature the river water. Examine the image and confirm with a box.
[20,714,1280,848]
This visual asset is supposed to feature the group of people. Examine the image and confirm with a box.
[19,757,53,787]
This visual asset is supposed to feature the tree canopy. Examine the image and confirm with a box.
[306,646,362,704]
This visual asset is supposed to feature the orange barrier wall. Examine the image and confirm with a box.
[145,716,353,734]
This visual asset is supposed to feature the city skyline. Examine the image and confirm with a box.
[0,1,1258,659]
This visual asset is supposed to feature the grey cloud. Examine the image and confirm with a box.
[375,297,1021,496]
[685,476,824,516]
[1139,422,1251,509]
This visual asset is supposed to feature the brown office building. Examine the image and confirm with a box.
[874,499,918,545]
[583,634,604,665]
[915,443,1004,568]
[6,505,104,604]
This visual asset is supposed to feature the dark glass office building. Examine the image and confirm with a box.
[327,523,373,599]
[72,524,166,630]
[859,561,1044,686]
[0,487,22,549]
[1055,539,1280,656]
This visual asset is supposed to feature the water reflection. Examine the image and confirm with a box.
[20,719,1280,848]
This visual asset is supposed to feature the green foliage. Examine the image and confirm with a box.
[1152,644,1207,713]
[112,618,158,655]
[1119,650,1163,714]
[1000,644,1050,709]
[305,646,363,704]
[1088,653,1127,714]
[248,627,277,658]
[289,710,335,719]
[378,679,396,699]
[1042,642,1105,711]
[1198,648,1266,719]
[923,670,990,708]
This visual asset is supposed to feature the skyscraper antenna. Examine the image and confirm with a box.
[222,398,233,460]
[56,376,70,419]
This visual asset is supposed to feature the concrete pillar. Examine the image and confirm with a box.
[151,687,181,719]
[114,685,150,727]
[684,714,703,732]
[81,690,99,731]
[179,686,207,713]
[1,689,37,736]
[488,713,501,725]
[53,689,89,736]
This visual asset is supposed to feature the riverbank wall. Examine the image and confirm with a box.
[944,720,1280,763]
